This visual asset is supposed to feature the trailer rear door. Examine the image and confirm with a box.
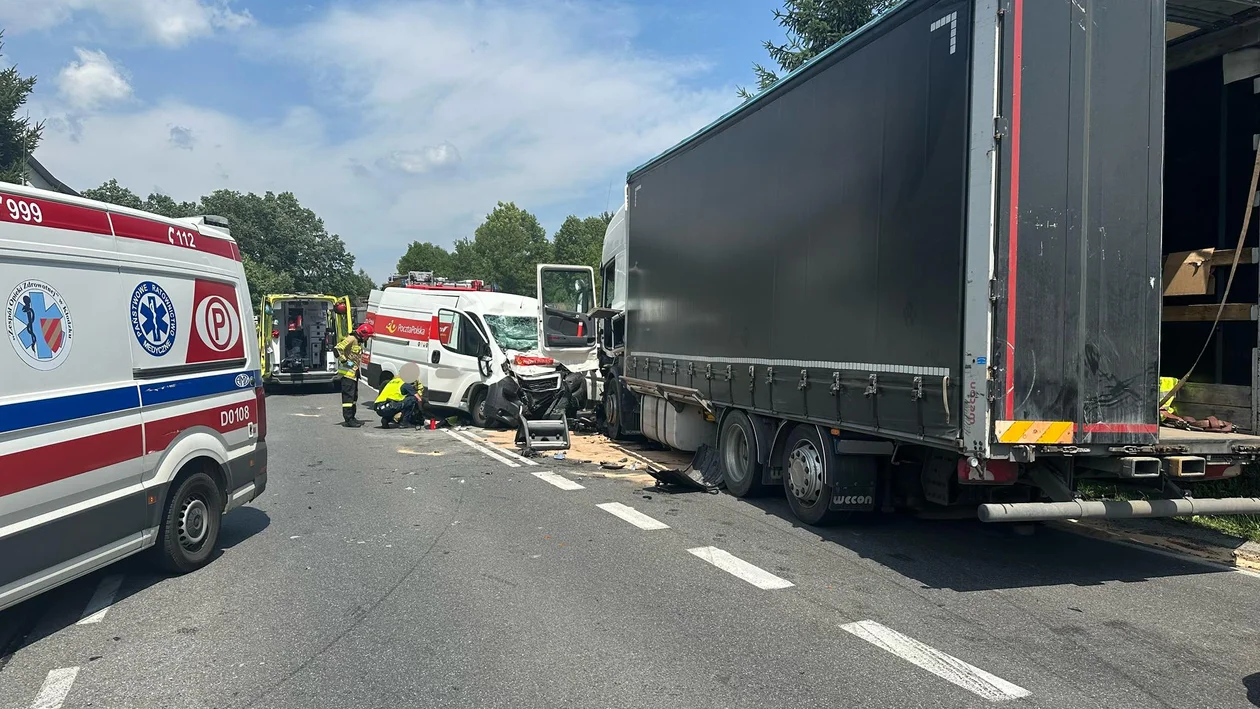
[993,0,1165,447]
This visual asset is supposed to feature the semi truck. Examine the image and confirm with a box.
[597,0,1260,525]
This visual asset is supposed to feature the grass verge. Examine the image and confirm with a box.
[1079,470,1260,543]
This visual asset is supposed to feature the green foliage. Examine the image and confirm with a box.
[0,33,41,185]
[452,202,553,296]
[81,179,373,302]
[396,241,453,277]
[737,0,899,100]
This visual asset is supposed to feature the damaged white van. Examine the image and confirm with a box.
[363,268,599,426]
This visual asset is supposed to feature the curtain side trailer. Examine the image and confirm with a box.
[598,0,1260,524]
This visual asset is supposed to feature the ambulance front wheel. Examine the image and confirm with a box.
[152,470,223,573]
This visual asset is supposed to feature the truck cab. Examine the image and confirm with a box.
[259,294,352,389]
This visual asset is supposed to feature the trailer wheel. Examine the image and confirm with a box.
[782,426,843,526]
[720,410,763,497]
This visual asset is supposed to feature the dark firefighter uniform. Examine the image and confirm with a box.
[335,323,373,427]
[374,375,425,428]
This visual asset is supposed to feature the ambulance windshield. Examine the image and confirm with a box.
[483,314,538,353]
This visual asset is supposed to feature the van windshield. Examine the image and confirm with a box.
[483,314,538,353]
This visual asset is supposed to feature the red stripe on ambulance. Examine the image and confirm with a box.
[0,426,143,497]
[144,401,256,454]
[0,192,113,235]
[110,212,238,260]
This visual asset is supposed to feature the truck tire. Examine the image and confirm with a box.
[151,470,223,573]
[781,426,844,526]
[720,410,764,497]
[469,387,490,428]
[604,377,627,440]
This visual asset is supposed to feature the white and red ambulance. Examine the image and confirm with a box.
[0,183,267,612]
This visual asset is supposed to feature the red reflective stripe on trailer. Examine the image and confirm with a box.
[143,401,256,454]
[0,191,112,235]
[1004,0,1024,421]
[1082,423,1159,434]
[109,212,239,261]
[0,426,143,497]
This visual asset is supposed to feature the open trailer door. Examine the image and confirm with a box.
[536,264,597,368]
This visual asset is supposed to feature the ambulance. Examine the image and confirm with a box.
[258,293,353,389]
[363,267,599,427]
[0,183,267,612]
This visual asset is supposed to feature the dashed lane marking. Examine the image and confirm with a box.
[77,574,123,625]
[443,430,519,468]
[841,620,1031,702]
[532,471,585,491]
[32,667,78,709]
[686,546,794,589]
[450,429,539,466]
[597,502,670,530]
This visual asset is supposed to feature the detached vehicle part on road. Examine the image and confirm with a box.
[259,293,353,389]
[597,0,1260,525]
[0,184,268,612]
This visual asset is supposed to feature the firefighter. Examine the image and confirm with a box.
[335,323,374,427]
[374,362,425,429]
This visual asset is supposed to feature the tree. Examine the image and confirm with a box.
[737,0,898,100]
[0,33,41,185]
[80,179,374,302]
[396,241,453,277]
[552,212,613,299]
[456,202,552,295]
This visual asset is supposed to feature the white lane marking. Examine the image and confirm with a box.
[597,502,670,530]
[686,546,794,589]
[77,574,124,625]
[450,429,539,466]
[443,430,519,468]
[32,667,79,709]
[532,471,585,490]
[841,620,1030,701]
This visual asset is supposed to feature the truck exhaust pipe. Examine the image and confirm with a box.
[978,497,1260,523]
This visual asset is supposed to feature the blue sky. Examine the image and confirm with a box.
[0,0,786,278]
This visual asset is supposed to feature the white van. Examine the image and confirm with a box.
[363,266,600,426]
[0,183,268,612]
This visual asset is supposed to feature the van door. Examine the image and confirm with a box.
[429,308,489,409]
[258,295,270,377]
[536,264,597,363]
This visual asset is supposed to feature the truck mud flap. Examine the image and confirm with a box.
[648,443,723,493]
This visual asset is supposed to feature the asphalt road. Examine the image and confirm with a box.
[4,388,1260,708]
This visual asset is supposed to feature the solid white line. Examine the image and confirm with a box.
[686,546,794,589]
[77,574,124,625]
[450,429,538,466]
[32,667,79,709]
[532,471,585,490]
[841,620,1030,701]
[443,430,519,468]
[597,502,670,530]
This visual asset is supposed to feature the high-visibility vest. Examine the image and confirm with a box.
[335,334,362,377]
[375,377,423,405]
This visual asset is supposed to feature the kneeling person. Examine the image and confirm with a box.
[375,362,425,428]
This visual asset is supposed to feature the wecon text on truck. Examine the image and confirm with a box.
[594,0,1260,526]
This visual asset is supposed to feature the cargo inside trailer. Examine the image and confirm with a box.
[1161,4,1260,433]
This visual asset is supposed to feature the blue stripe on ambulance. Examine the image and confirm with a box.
[0,370,262,434]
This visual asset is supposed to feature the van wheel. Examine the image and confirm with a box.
[152,471,223,573]
[720,410,764,497]
[470,388,489,428]
[781,426,845,526]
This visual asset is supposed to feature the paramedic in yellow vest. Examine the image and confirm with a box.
[374,362,425,428]
[335,323,374,428]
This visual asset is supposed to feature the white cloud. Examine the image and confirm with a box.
[0,0,253,47]
[31,1,735,278]
[56,48,132,110]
